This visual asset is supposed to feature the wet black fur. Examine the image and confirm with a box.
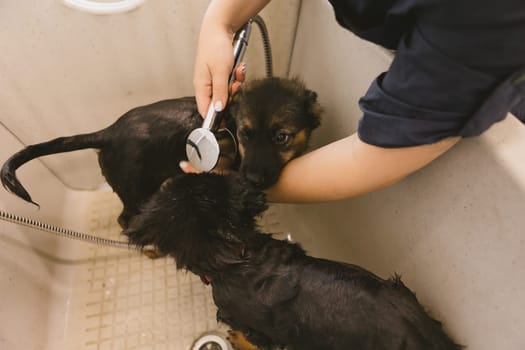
[124,173,463,350]
[1,77,321,228]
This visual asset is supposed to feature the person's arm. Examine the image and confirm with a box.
[194,0,271,116]
[265,133,460,203]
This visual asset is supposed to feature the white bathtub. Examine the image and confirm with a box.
[1,1,524,349]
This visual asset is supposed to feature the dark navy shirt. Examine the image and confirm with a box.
[328,0,525,147]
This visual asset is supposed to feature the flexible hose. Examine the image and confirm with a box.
[252,15,273,78]
[0,209,132,249]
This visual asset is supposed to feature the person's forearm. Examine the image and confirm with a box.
[266,133,460,203]
[203,0,271,34]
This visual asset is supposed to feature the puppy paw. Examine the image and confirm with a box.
[227,330,260,350]
[141,248,166,259]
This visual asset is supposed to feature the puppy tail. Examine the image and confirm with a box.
[1,132,106,206]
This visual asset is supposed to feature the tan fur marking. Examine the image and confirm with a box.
[237,136,246,159]
[279,128,309,163]
[239,117,254,130]
[293,128,309,149]
[227,330,261,350]
[280,149,295,163]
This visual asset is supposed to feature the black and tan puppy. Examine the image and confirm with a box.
[124,173,463,350]
[229,78,321,187]
[1,77,321,228]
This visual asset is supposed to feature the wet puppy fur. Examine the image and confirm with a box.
[1,77,321,229]
[124,173,463,350]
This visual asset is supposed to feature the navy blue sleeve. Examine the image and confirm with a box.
[328,0,525,147]
[358,27,497,147]
[358,26,525,147]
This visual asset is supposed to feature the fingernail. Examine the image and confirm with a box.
[214,100,223,112]
[241,63,247,73]
[179,161,189,170]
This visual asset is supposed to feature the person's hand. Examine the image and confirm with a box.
[179,160,200,174]
[193,22,247,117]
[179,160,233,175]
[193,0,270,115]
[186,27,247,174]
[230,63,247,98]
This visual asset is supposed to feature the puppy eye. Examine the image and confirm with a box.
[274,131,291,145]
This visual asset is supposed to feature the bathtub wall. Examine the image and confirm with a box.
[0,125,93,350]
[276,1,525,349]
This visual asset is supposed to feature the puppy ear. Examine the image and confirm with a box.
[304,91,322,131]
[306,89,318,103]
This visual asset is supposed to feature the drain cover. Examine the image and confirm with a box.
[192,332,231,350]
[198,341,224,350]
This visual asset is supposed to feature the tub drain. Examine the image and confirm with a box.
[192,332,231,350]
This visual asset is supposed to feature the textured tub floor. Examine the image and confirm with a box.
[63,189,285,350]
[65,191,222,350]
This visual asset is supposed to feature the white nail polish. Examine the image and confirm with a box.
[214,100,223,112]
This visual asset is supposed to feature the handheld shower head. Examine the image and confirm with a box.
[186,19,253,172]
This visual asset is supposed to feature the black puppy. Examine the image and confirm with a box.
[124,173,463,350]
[1,77,321,228]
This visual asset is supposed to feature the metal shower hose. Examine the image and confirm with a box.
[0,209,131,249]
